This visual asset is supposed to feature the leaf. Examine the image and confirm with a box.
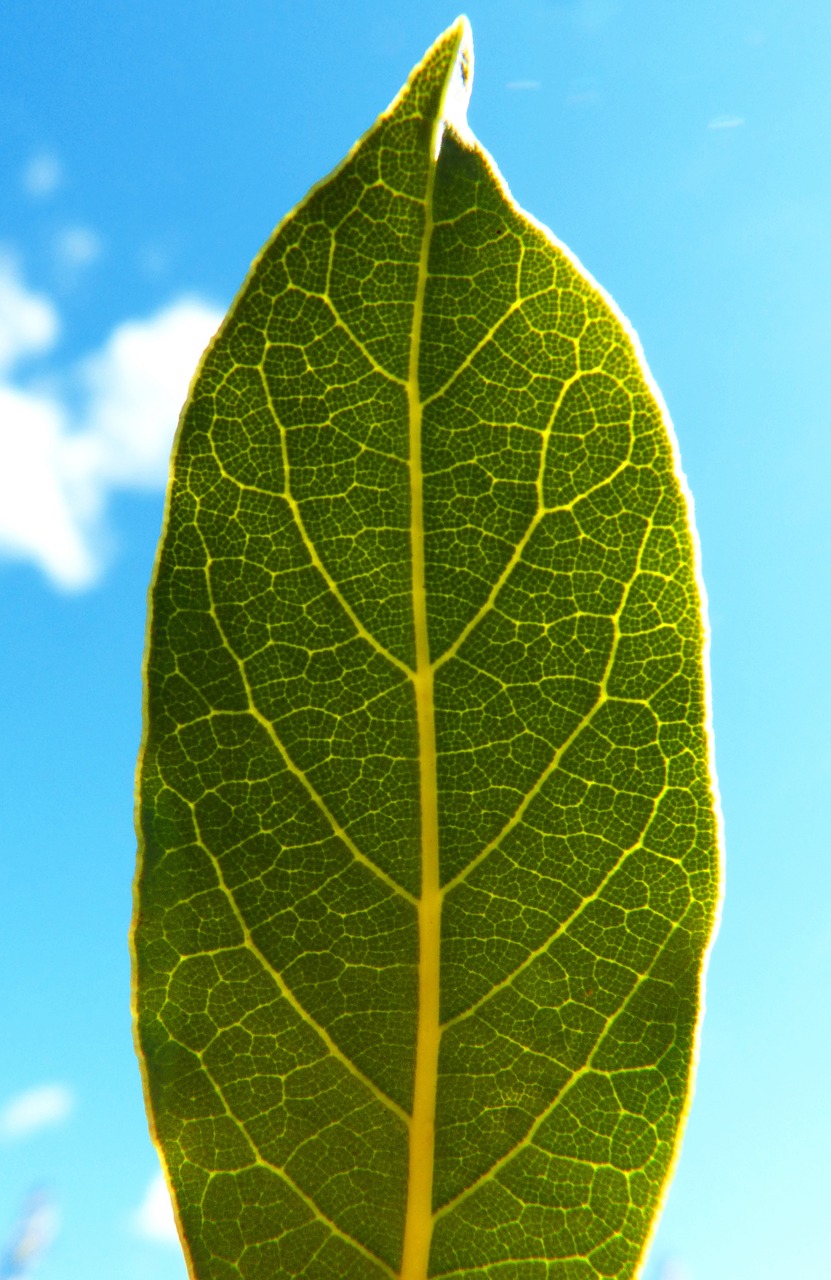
[132,17,720,1280]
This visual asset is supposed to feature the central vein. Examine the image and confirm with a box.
[399,136,441,1280]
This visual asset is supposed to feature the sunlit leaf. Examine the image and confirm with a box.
[133,18,720,1279]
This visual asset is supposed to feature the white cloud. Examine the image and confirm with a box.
[0,257,59,373]
[132,1172,180,1246]
[506,80,541,91]
[55,226,103,271]
[21,152,63,199]
[0,1084,75,1141]
[77,300,219,489]
[0,383,93,586]
[0,258,221,588]
[707,115,745,130]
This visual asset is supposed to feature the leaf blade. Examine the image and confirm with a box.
[133,17,720,1280]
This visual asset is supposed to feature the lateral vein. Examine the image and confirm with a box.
[192,1053,399,1278]
[440,791,667,1030]
[433,914,687,1220]
[432,382,632,674]
[253,369,415,679]
[178,785,410,1126]
[192,518,417,908]
[441,507,653,895]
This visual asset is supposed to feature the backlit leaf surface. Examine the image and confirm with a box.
[133,19,720,1280]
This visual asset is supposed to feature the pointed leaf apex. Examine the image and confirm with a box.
[441,17,475,150]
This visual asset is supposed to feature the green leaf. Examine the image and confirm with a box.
[132,18,720,1280]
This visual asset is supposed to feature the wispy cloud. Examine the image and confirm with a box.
[563,78,596,107]
[573,0,619,33]
[0,1188,59,1279]
[0,256,221,588]
[138,244,169,278]
[506,80,541,92]
[707,115,745,130]
[131,1172,180,1246]
[656,1258,695,1280]
[21,152,62,200]
[54,226,103,272]
[0,1084,75,1141]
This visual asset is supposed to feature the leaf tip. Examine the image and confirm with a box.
[436,15,475,157]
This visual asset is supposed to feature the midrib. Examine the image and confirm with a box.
[399,143,441,1280]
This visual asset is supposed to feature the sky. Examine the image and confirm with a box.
[0,1,829,1277]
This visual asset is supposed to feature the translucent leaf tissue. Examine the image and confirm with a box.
[133,18,721,1280]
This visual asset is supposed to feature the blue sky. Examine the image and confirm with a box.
[1,2,829,1277]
